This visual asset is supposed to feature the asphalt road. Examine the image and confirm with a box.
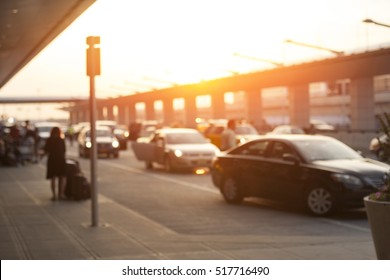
[66,142,371,240]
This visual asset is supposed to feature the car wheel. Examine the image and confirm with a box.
[145,161,153,169]
[164,157,173,173]
[305,187,334,216]
[221,177,243,204]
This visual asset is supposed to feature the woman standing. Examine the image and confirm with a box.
[44,127,66,200]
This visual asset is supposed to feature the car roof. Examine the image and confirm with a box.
[259,134,334,142]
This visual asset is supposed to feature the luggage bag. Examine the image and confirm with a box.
[65,159,90,200]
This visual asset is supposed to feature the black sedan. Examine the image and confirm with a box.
[211,135,389,216]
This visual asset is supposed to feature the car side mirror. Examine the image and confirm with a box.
[282,153,300,165]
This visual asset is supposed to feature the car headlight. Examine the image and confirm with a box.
[86,141,92,148]
[239,137,246,145]
[331,173,363,189]
[112,140,119,148]
[174,150,183,157]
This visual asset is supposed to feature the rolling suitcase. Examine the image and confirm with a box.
[72,174,91,201]
[65,159,90,200]
[65,159,81,199]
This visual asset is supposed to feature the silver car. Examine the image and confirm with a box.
[131,128,220,172]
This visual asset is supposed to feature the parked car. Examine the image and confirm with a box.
[310,119,336,133]
[34,121,62,150]
[131,128,220,172]
[267,125,305,135]
[113,125,130,150]
[369,134,389,161]
[204,122,261,149]
[210,134,389,216]
[78,126,120,158]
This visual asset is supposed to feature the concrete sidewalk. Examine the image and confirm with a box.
[0,161,377,260]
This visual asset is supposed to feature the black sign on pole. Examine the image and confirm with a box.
[86,36,100,227]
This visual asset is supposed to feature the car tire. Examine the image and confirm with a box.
[305,187,334,216]
[221,177,243,204]
[164,156,173,173]
[145,161,153,169]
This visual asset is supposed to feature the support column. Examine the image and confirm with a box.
[211,92,226,119]
[245,89,263,128]
[78,110,86,122]
[107,105,114,120]
[350,77,375,131]
[163,98,174,126]
[145,100,155,120]
[128,104,136,124]
[288,84,310,129]
[117,105,126,124]
[69,111,76,124]
[97,106,104,120]
[184,95,197,128]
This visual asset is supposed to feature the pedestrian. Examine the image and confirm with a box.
[23,120,39,163]
[66,124,75,146]
[221,119,237,151]
[43,127,66,201]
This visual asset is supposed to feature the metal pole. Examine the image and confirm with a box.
[89,68,98,227]
[284,39,344,56]
[87,36,100,227]
[363,18,390,29]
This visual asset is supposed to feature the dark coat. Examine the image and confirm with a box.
[44,137,66,179]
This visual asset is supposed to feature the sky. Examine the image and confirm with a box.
[1,0,390,120]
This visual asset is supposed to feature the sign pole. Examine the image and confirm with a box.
[86,36,100,227]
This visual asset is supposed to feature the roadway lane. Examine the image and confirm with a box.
[66,142,371,239]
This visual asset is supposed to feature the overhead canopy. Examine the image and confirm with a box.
[0,0,96,89]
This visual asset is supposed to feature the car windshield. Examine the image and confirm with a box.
[293,138,362,162]
[166,132,208,144]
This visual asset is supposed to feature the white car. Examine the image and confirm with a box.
[78,126,120,158]
[268,125,305,135]
[131,128,220,172]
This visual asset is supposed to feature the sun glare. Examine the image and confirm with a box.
[1,0,389,109]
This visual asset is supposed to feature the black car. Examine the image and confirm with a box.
[211,135,389,216]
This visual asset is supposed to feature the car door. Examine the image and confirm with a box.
[131,133,158,162]
[233,140,271,197]
[154,134,166,164]
[263,140,301,201]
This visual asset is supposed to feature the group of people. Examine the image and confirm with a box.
[0,120,40,166]
[0,119,67,201]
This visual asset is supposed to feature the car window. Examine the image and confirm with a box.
[269,141,293,159]
[293,138,362,161]
[235,140,270,156]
